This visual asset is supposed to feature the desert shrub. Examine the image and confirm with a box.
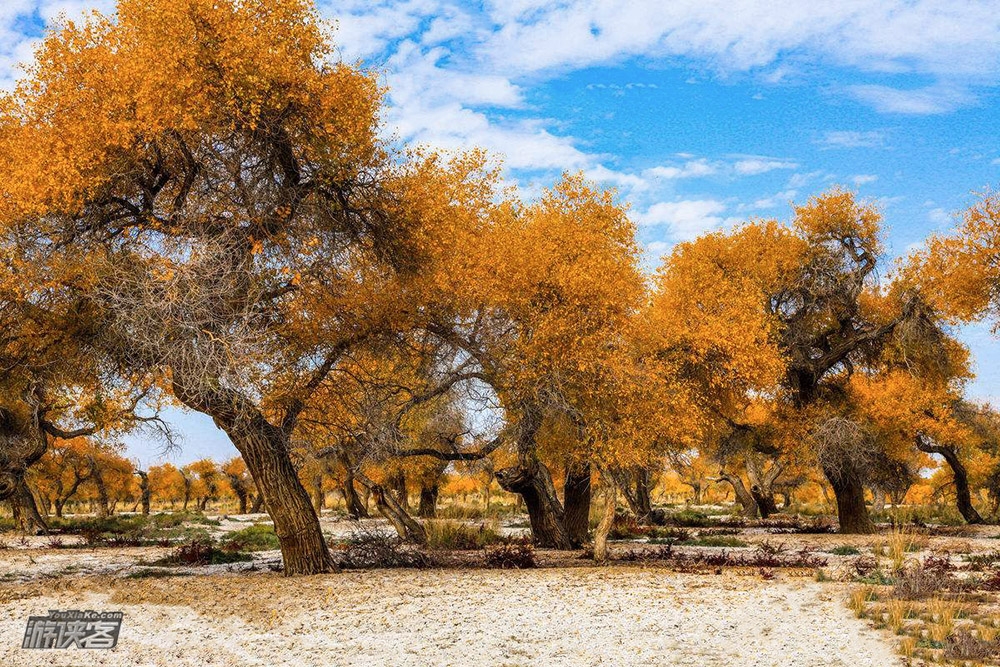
[964,550,1000,570]
[221,524,280,552]
[680,535,747,548]
[333,526,432,569]
[483,540,537,569]
[892,564,946,600]
[155,538,252,566]
[608,513,651,539]
[944,631,1000,661]
[424,520,504,550]
[828,545,861,555]
[663,509,720,528]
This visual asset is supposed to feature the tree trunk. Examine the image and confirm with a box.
[250,492,264,514]
[390,471,408,511]
[563,462,591,547]
[229,423,336,573]
[593,478,616,563]
[9,475,48,534]
[750,486,778,518]
[342,474,368,519]
[312,472,324,513]
[91,465,110,518]
[871,487,886,514]
[497,457,573,550]
[417,483,439,519]
[172,378,335,575]
[359,474,426,544]
[135,471,151,516]
[917,440,983,524]
[827,467,875,534]
[634,468,653,519]
[716,471,759,519]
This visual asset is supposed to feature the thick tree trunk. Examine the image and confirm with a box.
[249,492,264,514]
[563,462,592,547]
[230,423,336,573]
[917,438,983,525]
[135,471,151,516]
[826,468,875,534]
[750,486,778,518]
[417,483,439,519]
[497,457,573,550]
[717,471,759,519]
[633,468,653,519]
[172,377,335,575]
[9,475,48,534]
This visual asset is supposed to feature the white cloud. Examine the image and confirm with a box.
[848,84,973,114]
[733,157,799,175]
[637,199,737,240]
[749,189,798,210]
[928,207,953,226]
[817,130,886,149]
[648,158,717,179]
[851,174,878,186]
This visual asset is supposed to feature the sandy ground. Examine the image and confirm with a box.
[0,568,901,667]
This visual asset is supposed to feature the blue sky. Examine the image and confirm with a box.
[3,1,1000,465]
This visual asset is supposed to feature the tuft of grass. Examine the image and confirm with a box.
[126,568,193,579]
[424,520,504,550]
[153,538,252,566]
[828,545,860,556]
[679,535,748,548]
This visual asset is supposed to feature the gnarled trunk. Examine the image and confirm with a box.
[593,477,616,563]
[9,474,48,534]
[497,457,572,550]
[716,471,759,519]
[135,470,151,515]
[916,437,983,524]
[173,377,335,575]
[563,462,591,547]
[417,482,439,519]
[826,467,875,534]
[359,474,426,544]
[230,422,336,573]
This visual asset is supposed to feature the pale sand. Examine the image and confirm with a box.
[0,568,901,666]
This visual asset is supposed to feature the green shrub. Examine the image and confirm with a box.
[154,538,252,566]
[679,535,748,548]
[221,524,280,552]
[828,545,861,556]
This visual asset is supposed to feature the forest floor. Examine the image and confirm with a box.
[0,567,900,667]
[6,509,1000,665]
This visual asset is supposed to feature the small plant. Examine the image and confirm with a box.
[848,586,876,618]
[424,520,504,550]
[483,540,537,569]
[333,526,432,569]
[679,535,747,548]
[828,545,860,556]
[221,524,280,552]
[155,538,253,566]
[46,536,65,549]
[886,599,908,634]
